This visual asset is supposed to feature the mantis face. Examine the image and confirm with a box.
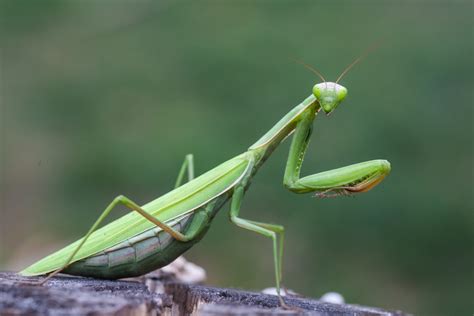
[312,82,348,115]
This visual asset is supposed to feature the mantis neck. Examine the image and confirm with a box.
[248,94,319,170]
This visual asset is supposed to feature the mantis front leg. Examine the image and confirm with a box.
[283,108,390,195]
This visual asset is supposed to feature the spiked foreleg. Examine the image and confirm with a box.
[283,109,390,195]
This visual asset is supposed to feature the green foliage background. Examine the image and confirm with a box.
[1,1,472,314]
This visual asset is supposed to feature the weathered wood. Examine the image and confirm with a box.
[0,272,409,315]
[0,272,166,315]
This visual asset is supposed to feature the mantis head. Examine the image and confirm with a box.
[294,41,381,115]
[291,60,349,115]
[312,82,347,115]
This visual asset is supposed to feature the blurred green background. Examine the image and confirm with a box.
[1,1,472,314]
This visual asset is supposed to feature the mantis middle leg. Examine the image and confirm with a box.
[174,154,194,188]
[229,186,287,307]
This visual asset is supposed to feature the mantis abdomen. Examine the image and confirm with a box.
[63,212,197,278]
[63,193,231,279]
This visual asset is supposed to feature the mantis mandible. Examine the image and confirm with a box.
[20,55,391,308]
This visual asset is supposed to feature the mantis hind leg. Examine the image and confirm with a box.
[39,195,195,284]
[229,186,289,308]
[174,154,194,188]
[41,154,198,284]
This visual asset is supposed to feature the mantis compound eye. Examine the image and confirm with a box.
[312,82,348,115]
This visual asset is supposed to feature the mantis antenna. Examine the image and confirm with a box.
[291,57,326,83]
[335,40,383,84]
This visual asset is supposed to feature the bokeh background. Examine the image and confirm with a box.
[1,1,472,314]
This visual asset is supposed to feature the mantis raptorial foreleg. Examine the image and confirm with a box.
[175,154,195,188]
[229,186,287,306]
[284,108,389,195]
[40,195,197,284]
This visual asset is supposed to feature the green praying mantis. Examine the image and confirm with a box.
[20,55,391,308]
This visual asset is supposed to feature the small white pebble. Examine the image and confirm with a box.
[261,287,299,297]
[320,292,345,304]
[261,287,280,296]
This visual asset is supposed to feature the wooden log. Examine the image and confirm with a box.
[0,272,166,315]
[0,272,409,315]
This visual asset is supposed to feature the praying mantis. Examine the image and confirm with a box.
[20,55,391,308]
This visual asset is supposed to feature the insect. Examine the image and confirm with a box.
[20,54,391,308]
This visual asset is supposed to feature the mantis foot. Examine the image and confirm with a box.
[278,295,304,313]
